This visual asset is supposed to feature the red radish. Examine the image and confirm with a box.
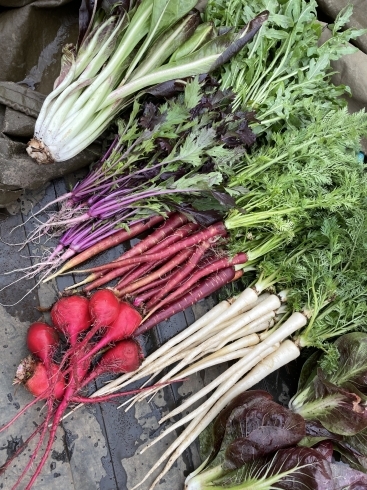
[14,356,65,400]
[78,302,142,363]
[135,267,236,336]
[26,322,59,364]
[82,339,143,386]
[51,295,91,345]
[89,289,120,327]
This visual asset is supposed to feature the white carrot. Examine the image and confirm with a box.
[133,313,306,489]
[131,343,281,490]
[184,339,300,487]
[148,295,281,389]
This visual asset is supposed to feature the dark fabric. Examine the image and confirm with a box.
[0,1,101,211]
[0,0,79,95]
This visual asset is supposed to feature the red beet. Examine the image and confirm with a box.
[78,302,142,363]
[98,339,142,374]
[26,322,59,364]
[14,356,65,400]
[51,295,91,345]
[89,289,120,327]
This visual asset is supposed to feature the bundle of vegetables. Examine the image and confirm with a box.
[290,332,367,472]
[83,206,367,488]
[15,0,363,288]
[185,390,367,490]
[21,79,258,279]
[26,0,268,163]
[0,290,180,489]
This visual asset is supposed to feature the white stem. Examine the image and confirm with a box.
[67,4,152,117]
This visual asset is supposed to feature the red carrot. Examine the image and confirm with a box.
[92,222,228,271]
[115,258,168,291]
[131,272,186,306]
[46,214,165,281]
[145,241,211,309]
[135,267,236,336]
[117,248,193,296]
[146,252,248,315]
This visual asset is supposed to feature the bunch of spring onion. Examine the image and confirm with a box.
[83,208,367,489]
[0,290,183,489]
[26,0,268,163]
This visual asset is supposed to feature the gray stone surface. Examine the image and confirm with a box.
[0,137,100,191]
[2,107,37,138]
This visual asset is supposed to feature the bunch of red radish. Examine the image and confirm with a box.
[1,289,148,490]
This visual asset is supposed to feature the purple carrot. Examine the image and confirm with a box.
[145,252,248,315]
[45,214,165,282]
[135,267,236,336]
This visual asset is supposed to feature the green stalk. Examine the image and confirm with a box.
[67,2,153,118]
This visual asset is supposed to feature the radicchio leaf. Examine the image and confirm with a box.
[202,390,305,471]
[268,447,333,490]
[329,333,367,394]
[295,370,367,436]
[223,398,306,469]
[331,461,367,489]
[198,447,333,490]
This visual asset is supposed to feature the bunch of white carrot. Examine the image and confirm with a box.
[84,286,306,489]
